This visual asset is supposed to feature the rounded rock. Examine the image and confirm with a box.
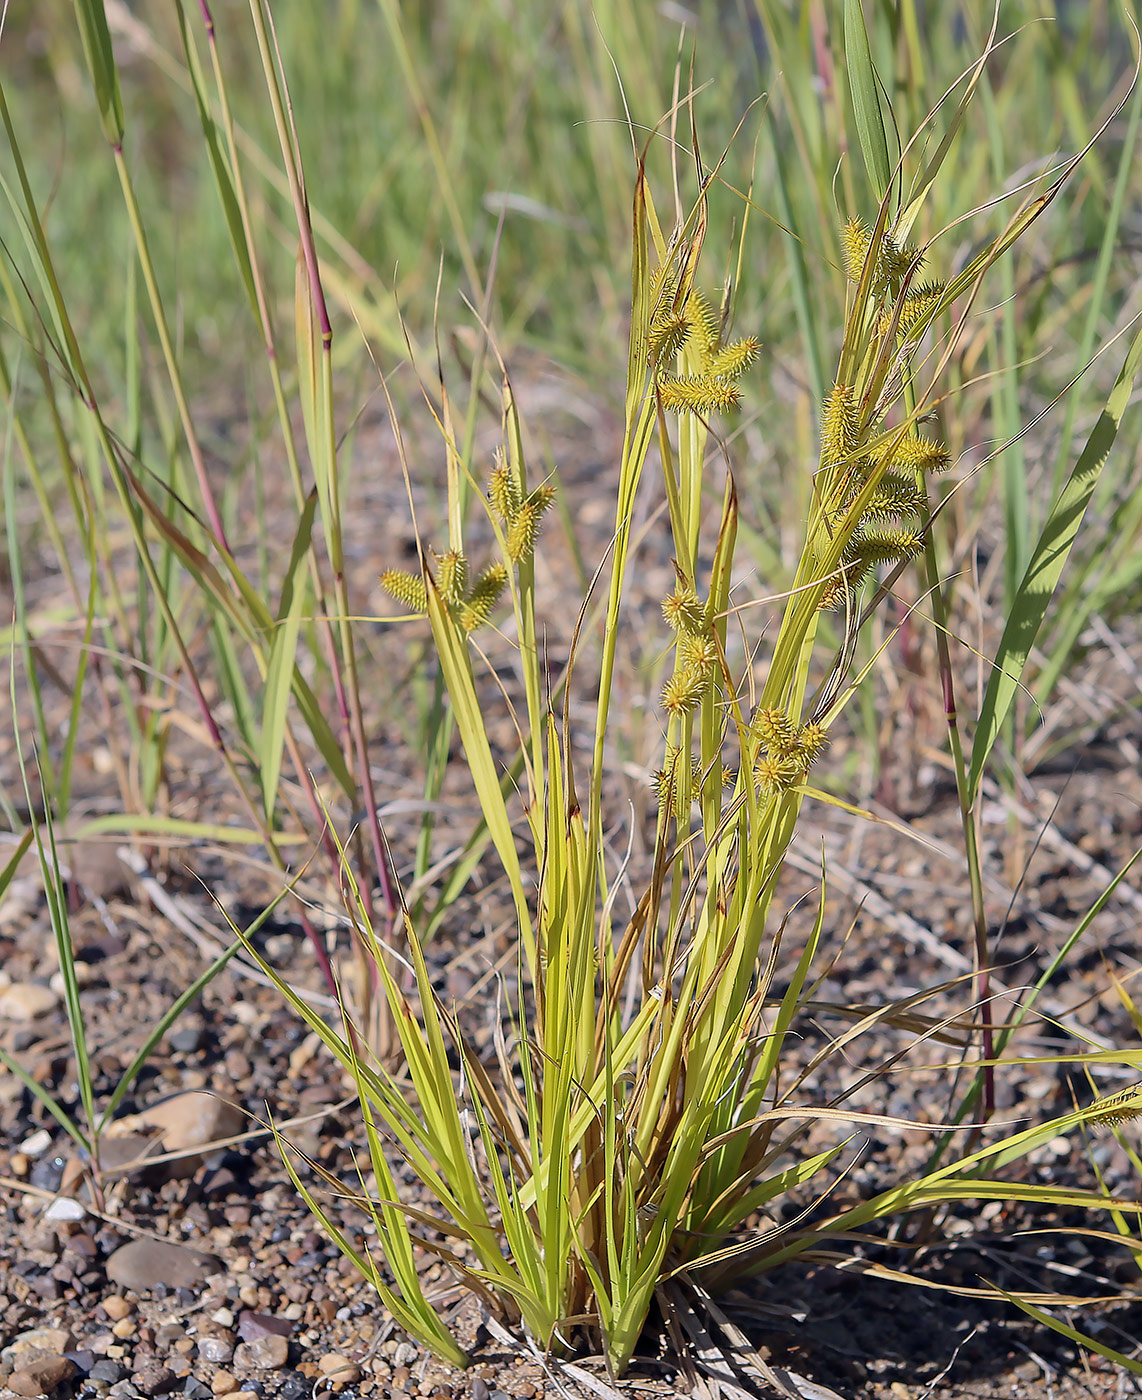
[7,1355,78,1397]
[232,1337,288,1372]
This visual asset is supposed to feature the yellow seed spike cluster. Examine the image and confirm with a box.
[458,563,508,632]
[648,309,691,365]
[650,283,760,417]
[684,290,720,361]
[505,486,556,563]
[877,232,924,294]
[848,467,925,522]
[489,459,555,566]
[487,456,522,518]
[753,707,829,775]
[661,668,707,717]
[678,632,719,675]
[658,375,742,415]
[841,218,873,282]
[380,568,428,615]
[821,382,859,464]
[662,585,707,635]
[752,706,796,752]
[755,754,802,796]
[870,434,950,475]
[1087,1084,1142,1132]
[436,549,468,606]
[878,280,946,339]
[708,337,762,379]
[796,721,829,763]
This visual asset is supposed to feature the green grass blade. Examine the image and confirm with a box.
[844,0,892,201]
[260,489,318,818]
[967,317,1142,803]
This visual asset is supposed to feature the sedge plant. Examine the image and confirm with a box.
[243,14,1142,1380]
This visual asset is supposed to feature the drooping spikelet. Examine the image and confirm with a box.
[458,563,507,631]
[658,374,742,416]
[841,218,873,282]
[648,308,691,365]
[505,485,556,563]
[436,549,468,607]
[821,382,860,464]
[662,585,707,635]
[868,433,950,476]
[752,706,797,754]
[380,568,428,614]
[683,290,720,362]
[1086,1084,1142,1133]
[876,232,924,293]
[487,455,522,518]
[849,468,925,522]
[708,336,762,379]
[661,667,708,717]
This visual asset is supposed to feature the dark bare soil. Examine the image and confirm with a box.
[4,372,1142,1400]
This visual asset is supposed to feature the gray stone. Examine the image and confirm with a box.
[105,1240,220,1292]
[232,1337,288,1371]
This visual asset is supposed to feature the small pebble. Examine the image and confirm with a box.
[469,1382,489,1400]
[232,1337,288,1371]
[278,1375,308,1400]
[132,1363,177,1397]
[111,1320,136,1341]
[102,1298,133,1322]
[183,1381,211,1400]
[91,1362,128,1383]
[392,1344,417,1369]
[210,1372,237,1396]
[316,1355,361,1386]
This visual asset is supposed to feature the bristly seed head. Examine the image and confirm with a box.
[661,667,707,716]
[752,707,797,754]
[436,548,468,606]
[678,632,719,677]
[707,337,762,379]
[662,585,707,635]
[792,721,829,764]
[488,455,522,518]
[755,753,802,795]
[380,568,428,614]
[649,309,691,364]
[458,563,507,631]
[1087,1084,1142,1132]
[869,433,950,475]
[821,382,859,464]
[658,374,742,416]
[841,218,873,282]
